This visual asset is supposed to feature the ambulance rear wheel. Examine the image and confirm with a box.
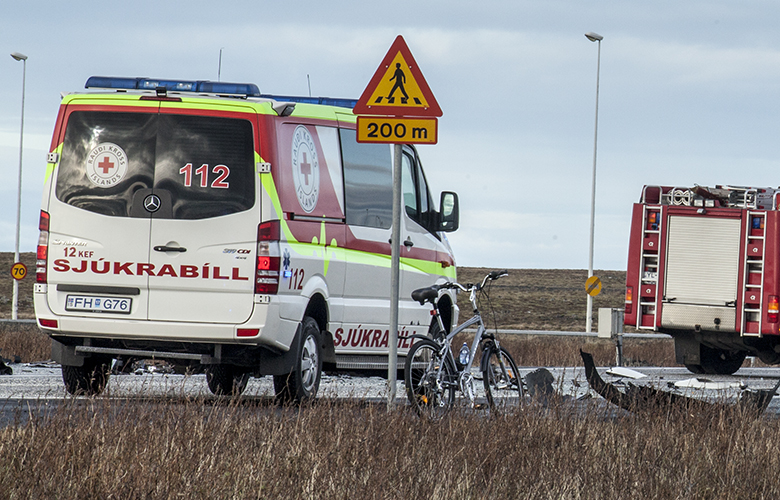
[205,365,250,396]
[62,359,111,396]
[274,316,322,404]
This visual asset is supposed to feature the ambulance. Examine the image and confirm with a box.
[33,76,460,401]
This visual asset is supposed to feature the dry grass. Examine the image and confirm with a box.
[1,397,779,499]
[0,321,49,363]
[0,259,774,498]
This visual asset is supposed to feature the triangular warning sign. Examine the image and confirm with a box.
[353,35,442,118]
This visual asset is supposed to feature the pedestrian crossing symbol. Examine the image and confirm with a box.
[353,35,442,118]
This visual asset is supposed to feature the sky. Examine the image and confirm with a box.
[2,1,780,271]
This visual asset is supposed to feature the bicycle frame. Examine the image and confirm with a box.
[429,280,498,403]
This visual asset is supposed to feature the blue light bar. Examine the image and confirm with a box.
[199,81,260,97]
[85,76,261,97]
[260,94,357,109]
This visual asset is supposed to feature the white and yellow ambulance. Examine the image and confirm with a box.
[33,77,459,401]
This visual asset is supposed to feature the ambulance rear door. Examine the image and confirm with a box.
[48,102,158,321]
[146,104,259,323]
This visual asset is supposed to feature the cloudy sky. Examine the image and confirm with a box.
[1,1,779,271]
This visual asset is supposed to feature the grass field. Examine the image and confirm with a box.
[2,255,776,499]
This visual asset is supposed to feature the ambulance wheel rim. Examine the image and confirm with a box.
[301,334,318,391]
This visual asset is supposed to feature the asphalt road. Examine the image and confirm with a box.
[2,362,780,426]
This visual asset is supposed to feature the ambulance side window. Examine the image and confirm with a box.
[402,147,437,235]
[340,129,393,229]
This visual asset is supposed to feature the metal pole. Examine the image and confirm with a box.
[585,34,602,333]
[11,53,27,321]
[387,143,403,410]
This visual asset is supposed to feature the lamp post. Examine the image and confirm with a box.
[10,52,27,321]
[584,32,602,333]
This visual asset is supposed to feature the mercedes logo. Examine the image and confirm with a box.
[143,194,161,213]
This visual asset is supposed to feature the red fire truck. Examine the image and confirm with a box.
[625,185,780,375]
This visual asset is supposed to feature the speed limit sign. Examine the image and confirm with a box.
[10,262,27,281]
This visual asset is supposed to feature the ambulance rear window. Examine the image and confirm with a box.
[56,111,255,219]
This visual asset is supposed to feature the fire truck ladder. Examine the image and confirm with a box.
[741,210,766,337]
[637,203,661,330]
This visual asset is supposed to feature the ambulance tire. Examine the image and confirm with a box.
[205,365,250,396]
[273,316,322,404]
[699,346,746,375]
[428,321,445,341]
[62,359,111,396]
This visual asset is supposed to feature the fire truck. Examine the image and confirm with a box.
[625,184,780,375]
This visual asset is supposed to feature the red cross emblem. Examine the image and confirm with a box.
[98,156,115,175]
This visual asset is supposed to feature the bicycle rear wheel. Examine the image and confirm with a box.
[482,344,524,410]
[404,339,456,417]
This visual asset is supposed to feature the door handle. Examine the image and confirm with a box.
[404,237,414,248]
[153,245,187,253]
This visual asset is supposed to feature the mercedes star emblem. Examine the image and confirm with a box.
[143,194,161,213]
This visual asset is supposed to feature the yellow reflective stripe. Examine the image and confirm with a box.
[62,94,352,121]
[287,103,344,122]
[161,98,268,115]
[61,94,161,109]
[402,257,457,279]
[259,169,298,244]
[44,143,63,184]
[340,246,454,278]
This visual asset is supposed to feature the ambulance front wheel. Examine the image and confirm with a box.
[273,316,322,403]
[62,358,111,396]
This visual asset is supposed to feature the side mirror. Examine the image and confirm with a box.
[438,191,459,232]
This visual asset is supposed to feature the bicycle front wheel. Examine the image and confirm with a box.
[404,339,456,417]
[482,345,524,410]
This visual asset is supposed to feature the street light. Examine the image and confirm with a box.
[584,32,602,333]
[10,52,27,321]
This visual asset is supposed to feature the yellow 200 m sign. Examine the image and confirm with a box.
[356,116,438,144]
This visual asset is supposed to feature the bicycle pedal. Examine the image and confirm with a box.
[473,403,489,410]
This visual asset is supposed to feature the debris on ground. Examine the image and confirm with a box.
[605,366,647,380]
[672,378,745,390]
[580,349,780,416]
[525,367,555,401]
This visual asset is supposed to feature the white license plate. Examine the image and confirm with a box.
[66,295,132,314]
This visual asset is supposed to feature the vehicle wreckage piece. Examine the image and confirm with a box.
[580,350,780,415]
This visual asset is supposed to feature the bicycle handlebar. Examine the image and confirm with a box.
[410,270,508,304]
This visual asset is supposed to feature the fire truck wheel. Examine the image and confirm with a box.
[62,359,111,396]
[205,365,250,396]
[273,316,322,404]
[684,364,705,375]
[700,346,747,375]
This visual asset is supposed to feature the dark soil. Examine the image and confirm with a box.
[455,267,626,331]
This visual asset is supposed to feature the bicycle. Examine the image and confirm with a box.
[403,270,524,416]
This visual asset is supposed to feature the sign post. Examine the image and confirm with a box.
[353,35,442,410]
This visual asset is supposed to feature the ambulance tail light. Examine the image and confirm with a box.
[256,221,280,294]
[625,286,633,315]
[768,296,779,323]
[37,211,50,284]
